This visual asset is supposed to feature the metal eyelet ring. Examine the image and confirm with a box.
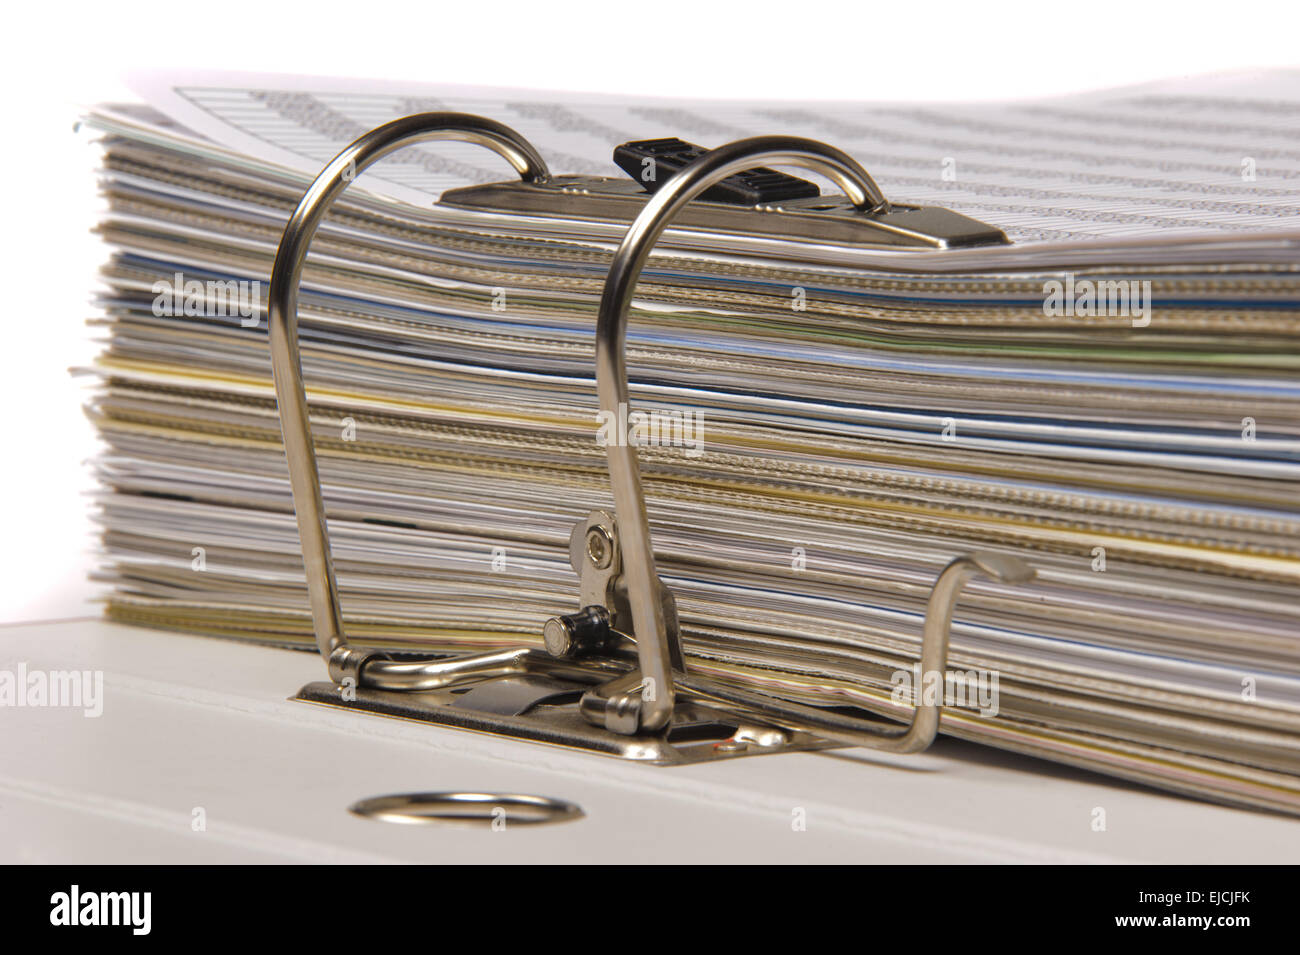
[349,791,584,826]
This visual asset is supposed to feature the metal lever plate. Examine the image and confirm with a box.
[293,680,839,765]
[440,175,1010,249]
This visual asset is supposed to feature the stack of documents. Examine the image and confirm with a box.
[83,72,1300,813]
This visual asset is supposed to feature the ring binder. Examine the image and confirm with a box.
[270,113,1035,762]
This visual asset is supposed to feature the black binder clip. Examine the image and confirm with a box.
[270,113,1031,764]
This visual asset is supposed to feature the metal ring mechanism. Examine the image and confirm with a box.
[270,117,1036,755]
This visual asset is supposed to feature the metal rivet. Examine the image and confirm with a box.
[585,526,613,569]
[349,792,584,826]
[713,738,749,754]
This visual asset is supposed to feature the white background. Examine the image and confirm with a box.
[1,0,1296,622]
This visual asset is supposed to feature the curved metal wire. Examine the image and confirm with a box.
[677,552,1033,753]
[267,113,549,685]
[593,136,1033,742]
